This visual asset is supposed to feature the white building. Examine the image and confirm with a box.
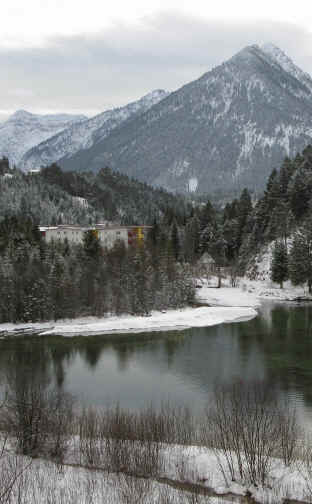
[39,224,152,249]
[95,225,128,249]
[72,196,89,208]
[28,168,41,175]
[39,225,87,244]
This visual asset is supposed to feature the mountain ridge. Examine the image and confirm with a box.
[57,43,312,194]
[0,110,86,167]
[20,89,169,171]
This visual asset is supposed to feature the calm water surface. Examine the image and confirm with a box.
[1,302,312,419]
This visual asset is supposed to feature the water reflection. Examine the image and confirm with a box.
[1,303,312,416]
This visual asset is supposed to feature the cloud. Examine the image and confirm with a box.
[1,12,312,116]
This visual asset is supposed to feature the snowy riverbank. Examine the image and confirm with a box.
[1,436,311,504]
[197,276,312,305]
[2,274,312,337]
[0,305,257,337]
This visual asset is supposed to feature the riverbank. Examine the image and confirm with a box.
[1,434,310,504]
[3,274,312,337]
[0,305,257,337]
[196,277,312,305]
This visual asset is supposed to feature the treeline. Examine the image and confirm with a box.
[0,215,195,323]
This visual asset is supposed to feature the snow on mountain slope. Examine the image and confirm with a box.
[20,90,169,171]
[261,43,312,94]
[0,110,86,167]
[58,44,312,195]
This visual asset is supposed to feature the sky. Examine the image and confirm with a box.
[1,0,312,120]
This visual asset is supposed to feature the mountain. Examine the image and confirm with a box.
[20,90,168,172]
[58,44,312,195]
[0,110,86,167]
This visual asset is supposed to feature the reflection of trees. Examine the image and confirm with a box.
[0,337,75,392]
[1,304,312,412]
[163,332,186,368]
[0,331,189,392]
[0,338,52,391]
[236,304,312,407]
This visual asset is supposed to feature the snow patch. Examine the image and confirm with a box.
[188,177,198,192]
[0,306,257,337]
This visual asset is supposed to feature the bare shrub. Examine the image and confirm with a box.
[206,381,299,486]
[1,374,74,459]
[77,403,198,477]
[297,437,312,501]
[78,405,165,476]
[278,406,301,466]
[116,473,153,504]
[79,407,102,466]
[0,433,31,504]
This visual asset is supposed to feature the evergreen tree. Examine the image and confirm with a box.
[289,224,312,293]
[170,219,180,261]
[271,241,288,288]
[83,230,101,259]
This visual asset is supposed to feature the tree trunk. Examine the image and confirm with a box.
[217,266,222,288]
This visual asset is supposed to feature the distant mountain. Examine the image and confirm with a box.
[20,90,168,172]
[0,110,86,167]
[59,44,312,195]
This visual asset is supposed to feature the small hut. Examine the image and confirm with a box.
[198,252,216,273]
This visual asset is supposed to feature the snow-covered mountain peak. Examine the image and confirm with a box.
[261,43,312,92]
[56,43,312,195]
[262,43,296,71]
[139,89,168,105]
[10,109,33,120]
[0,111,86,166]
[20,89,169,171]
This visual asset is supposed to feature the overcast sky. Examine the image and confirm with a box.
[1,0,312,120]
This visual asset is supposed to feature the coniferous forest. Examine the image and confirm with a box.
[1,144,312,323]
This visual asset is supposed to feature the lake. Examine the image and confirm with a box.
[1,302,312,421]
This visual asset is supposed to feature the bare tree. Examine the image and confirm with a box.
[206,381,300,487]
[2,371,74,458]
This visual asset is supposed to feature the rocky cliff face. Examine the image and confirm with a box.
[59,44,312,195]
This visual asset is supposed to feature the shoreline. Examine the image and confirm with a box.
[0,305,257,337]
[2,279,311,338]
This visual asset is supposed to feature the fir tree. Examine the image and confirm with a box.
[289,223,312,293]
[271,241,288,288]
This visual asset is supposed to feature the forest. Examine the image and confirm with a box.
[1,144,312,322]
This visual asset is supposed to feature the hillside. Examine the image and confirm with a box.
[0,162,190,226]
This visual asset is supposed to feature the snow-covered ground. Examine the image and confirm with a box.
[197,276,312,305]
[2,438,311,504]
[196,283,260,307]
[0,305,257,337]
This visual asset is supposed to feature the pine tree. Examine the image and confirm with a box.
[271,241,288,288]
[289,223,312,293]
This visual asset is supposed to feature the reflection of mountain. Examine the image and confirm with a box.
[1,304,312,412]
